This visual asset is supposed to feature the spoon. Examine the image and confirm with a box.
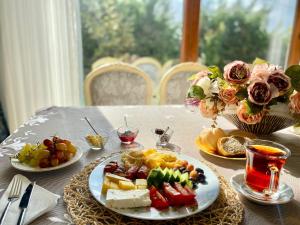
[84,117,104,149]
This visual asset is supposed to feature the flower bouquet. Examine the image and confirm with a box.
[185,58,300,135]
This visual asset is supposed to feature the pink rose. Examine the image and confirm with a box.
[199,99,225,119]
[224,60,250,84]
[237,101,265,124]
[267,69,291,95]
[289,92,300,114]
[248,80,272,105]
[219,87,239,105]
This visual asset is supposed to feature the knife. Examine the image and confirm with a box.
[16,182,35,225]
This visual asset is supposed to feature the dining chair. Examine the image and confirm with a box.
[132,57,162,83]
[85,63,153,105]
[159,62,207,104]
[91,57,120,70]
[161,60,174,75]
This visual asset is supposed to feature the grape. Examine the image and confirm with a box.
[55,143,67,151]
[50,157,59,167]
[43,139,53,148]
[39,158,50,168]
[56,151,65,163]
[29,158,38,167]
[67,144,77,154]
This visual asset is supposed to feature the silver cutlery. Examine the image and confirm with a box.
[16,182,35,225]
[84,117,104,149]
[0,176,22,225]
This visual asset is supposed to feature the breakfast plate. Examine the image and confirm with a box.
[88,152,220,220]
[10,136,83,172]
[10,148,83,172]
[195,136,246,161]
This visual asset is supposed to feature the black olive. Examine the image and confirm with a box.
[155,128,164,135]
[181,169,188,174]
[198,173,206,183]
[196,168,204,174]
[192,181,198,189]
[179,167,186,173]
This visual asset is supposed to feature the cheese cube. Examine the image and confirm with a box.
[135,179,147,186]
[136,185,147,190]
[118,181,135,190]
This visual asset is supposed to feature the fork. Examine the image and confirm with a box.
[0,176,22,225]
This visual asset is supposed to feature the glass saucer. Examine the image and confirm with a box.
[230,173,294,205]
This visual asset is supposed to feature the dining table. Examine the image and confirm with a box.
[0,105,299,225]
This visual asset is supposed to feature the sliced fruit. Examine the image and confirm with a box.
[118,181,135,190]
[105,173,131,183]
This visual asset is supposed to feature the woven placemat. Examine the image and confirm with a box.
[64,152,243,225]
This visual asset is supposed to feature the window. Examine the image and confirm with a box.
[80,0,183,74]
[199,0,297,68]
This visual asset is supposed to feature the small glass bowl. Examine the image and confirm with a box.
[117,126,139,145]
[152,128,174,147]
[85,134,108,150]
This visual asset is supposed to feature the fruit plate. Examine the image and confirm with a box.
[10,148,83,172]
[195,136,246,161]
[88,152,220,220]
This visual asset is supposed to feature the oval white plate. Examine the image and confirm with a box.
[10,148,83,172]
[89,152,220,220]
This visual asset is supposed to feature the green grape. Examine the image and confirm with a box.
[29,158,38,167]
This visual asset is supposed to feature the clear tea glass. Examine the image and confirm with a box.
[245,139,290,200]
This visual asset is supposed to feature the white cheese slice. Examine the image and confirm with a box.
[106,189,151,209]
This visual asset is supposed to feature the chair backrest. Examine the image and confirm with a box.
[91,57,120,70]
[132,57,162,83]
[161,60,174,76]
[159,62,207,104]
[85,63,153,105]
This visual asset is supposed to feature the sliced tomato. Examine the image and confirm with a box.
[173,182,195,203]
[184,185,196,196]
[162,182,184,206]
[149,186,169,210]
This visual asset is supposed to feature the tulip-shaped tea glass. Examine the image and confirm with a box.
[245,139,290,200]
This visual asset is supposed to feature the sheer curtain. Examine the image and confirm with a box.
[0,0,83,132]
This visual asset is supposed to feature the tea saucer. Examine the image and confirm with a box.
[230,173,294,205]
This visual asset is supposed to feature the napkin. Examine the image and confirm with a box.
[0,174,60,225]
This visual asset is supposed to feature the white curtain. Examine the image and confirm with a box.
[0,0,83,132]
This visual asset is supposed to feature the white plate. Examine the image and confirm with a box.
[230,173,294,205]
[10,148,83,172]
[89,152,220,220]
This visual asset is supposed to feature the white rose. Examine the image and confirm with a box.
[196,76,211,96]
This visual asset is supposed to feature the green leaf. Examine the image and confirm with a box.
[276,88,293,103]
[267,98,278,107]
[208,66,223,79]
[245,100,264,115]
[285,65,300,92]
[235,88,248,100]
[187,74,199,81]
[252,57,268,65]
[187,85,206,100]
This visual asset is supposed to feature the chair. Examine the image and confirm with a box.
[132,57,162,83]
[159,62,207,104]
[85,63,153,105]
[91,57,120,70]
[161,60,174,76]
